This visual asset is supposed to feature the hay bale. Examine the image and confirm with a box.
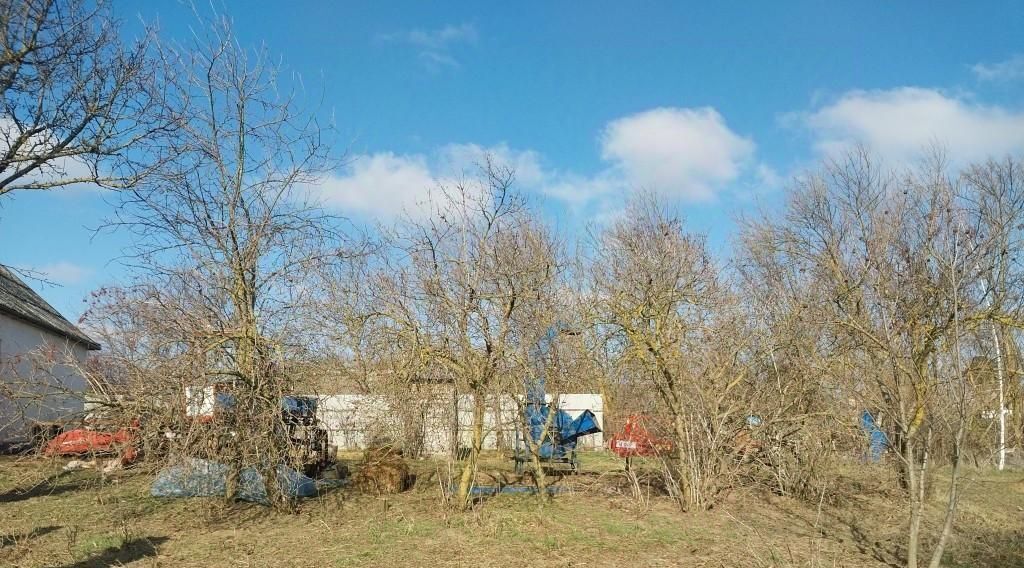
[354,461,410,494]
[362,444,403,463]
[353,445,411,495]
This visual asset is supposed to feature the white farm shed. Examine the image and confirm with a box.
[316,393,604,455]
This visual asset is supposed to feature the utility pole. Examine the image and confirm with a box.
[990,321,1007,471]
[980,274,1007,471]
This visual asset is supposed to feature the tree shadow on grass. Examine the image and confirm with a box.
[0,471,94,503]
[765,496,903,567]
[841,516,902,568]
[766,492,1024,568]
[0,525,61,546]
[57,536,170,568]
[943,526,1024,568]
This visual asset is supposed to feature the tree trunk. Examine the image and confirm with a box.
[449,386,460,460]
[905,437,921,568]
[494,395,505,451]
[456,391,486,509]
[927,422,965,568]
[527,398,559,503]
[673,411,694,510]
[530,447,550,502]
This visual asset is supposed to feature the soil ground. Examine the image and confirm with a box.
[0,452,1021,567]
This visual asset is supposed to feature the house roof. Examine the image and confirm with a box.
[0,265,100,350]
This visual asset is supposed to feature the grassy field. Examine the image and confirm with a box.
[0,452,1021,567]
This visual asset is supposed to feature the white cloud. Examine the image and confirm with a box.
[310,153,438,219]
[599,107,755,201]
[308,143,546,220]
[727,162,786,204]
[440,143,626,211]
[311,107,762,220]
[754,164,783,189]
[378,23,477,71]
[541,172,621,207]
[30,261,92,285]
[403,24,478,49]
[418,51,460,71]
[802,88,1024,164]
[438,143,546,186]
[972,54,1024,81]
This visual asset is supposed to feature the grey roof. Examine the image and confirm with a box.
[0,265,100,350]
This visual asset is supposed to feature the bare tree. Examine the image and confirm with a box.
[743,149,1014,568]
[507,273,590,501]
[963,157,1024,470]
[316,251,450,458]
[736,221,848,501]
[101,12,351,506]
[0,0,168,196]
[358,161,558,509]
[590,195,752,511]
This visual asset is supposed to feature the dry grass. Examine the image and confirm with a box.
[0,453,1021,567]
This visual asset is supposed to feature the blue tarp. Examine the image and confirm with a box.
[151,458,317,504]
[861,411,888,462]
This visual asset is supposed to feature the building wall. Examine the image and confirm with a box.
[0,312,90,442]
[315,392,605,455]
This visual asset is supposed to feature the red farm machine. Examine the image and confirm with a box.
[607,414,675,469]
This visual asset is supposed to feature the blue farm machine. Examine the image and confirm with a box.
[513,402,601,474]
[512,324,602,474]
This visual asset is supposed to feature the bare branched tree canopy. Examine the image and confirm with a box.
[0,0,169,196]
[590,195,753,510]
[741,150,1024,568]
[93,12,353,506]
[343,162,561,508]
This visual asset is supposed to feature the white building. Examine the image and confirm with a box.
[0,265,100,445]
[317,393,604,455]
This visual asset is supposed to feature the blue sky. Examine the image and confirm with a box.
[2,0,1023,321]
